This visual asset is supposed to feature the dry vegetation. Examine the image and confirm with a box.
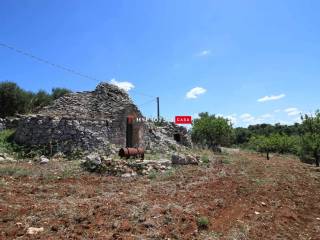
[0,151,320,239]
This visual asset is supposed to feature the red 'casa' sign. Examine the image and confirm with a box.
[175,116,192,124]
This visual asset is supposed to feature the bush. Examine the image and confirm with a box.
[52,88,71,100]
[192,112,234,149]
[201,155,210,164]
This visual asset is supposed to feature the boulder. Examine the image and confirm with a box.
[171,154,199,165]
[171,154,185,165]
[85,153,101,165]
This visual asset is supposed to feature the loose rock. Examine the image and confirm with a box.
[27,227,44,235]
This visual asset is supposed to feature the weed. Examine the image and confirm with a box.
[148,170,158,180]
[201,155,210,164]
[222,158,231,164]
[251,178,267,185]
[197,216,209,230]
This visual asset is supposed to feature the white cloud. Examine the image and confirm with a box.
[110,78,135,92]
[186,87,207,99]
[217,113,237,125]
[197,50,211,57]
[261,113,273,119]
[239,113,274,125]
[240,113,255,123]
[192,113,200,119]
[285,107,301,116]
[225,114,237,125]
[257,94,286,102]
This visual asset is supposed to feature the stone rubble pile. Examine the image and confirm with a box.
[0,153,16,163]
[82,152,200,177]
[0,117,20,131]
[144,121,192,153]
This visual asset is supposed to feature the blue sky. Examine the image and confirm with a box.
[1,0,319,126]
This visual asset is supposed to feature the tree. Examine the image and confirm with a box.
[52,87,71,100]
[30,90,52,111]
[0,81,32,117]
[249,133,299,160]
[0,81,72,117]
[191,112,234,149]
[248,135,277,160]
[299,111,320,167]
[234,127,252,145]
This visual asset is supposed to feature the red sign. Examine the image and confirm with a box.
[175,116,192,124]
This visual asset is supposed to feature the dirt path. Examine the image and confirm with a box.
[0,152,320,239]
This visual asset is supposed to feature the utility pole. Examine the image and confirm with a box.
[157,97,160,121]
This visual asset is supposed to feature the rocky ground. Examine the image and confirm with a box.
[0,151,320,239]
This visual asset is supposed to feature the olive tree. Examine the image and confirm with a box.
[249,135,276,160]
[299,111,320,167]
[0,81,32,117]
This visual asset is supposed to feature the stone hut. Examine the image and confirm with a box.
[14,82,145,154]
[14,82,192,155]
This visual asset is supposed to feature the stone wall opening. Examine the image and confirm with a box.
[174,133,181,143]
[126,117,133,147]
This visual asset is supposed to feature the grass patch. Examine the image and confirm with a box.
[0,129,48,159]
[251,178,267,186]
[197,216,209,230]
[0,166,33,177]
[222,158,231,164]
[201,155,210,164]
[147,170,158,180]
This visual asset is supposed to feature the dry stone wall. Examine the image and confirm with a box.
[14,82,144,154]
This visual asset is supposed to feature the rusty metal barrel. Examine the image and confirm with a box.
[119,147,144,159]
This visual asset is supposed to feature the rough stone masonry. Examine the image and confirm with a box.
[14,82,191,155]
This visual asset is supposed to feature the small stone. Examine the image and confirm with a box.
[261,202,267,206]
[121,173,132,178]
[27,227,44,235]
[214,198,225,208]
[143,220,155,228]
[40,156,50,164]
[254,211,260,215]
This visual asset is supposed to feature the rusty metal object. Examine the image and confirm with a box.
[119,147,144,160]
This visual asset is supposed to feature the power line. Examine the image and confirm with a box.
[0,41,157,99]
[137,98,156,107]
[0,42,99,82]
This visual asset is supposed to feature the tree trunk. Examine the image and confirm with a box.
[315,155,320,167]
[314,151,319,167]
[266,151,270,160]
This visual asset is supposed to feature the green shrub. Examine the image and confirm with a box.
[197,216,209,229]
[201,155,210,164]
